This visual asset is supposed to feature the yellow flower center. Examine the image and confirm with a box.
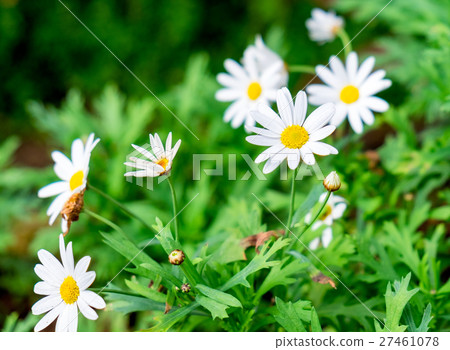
[280,125,309,149]
[156,158,169,171]
[60,276,80,304]
[247,82,262,100]
[340,85,359,104]
[331,25,341,35]
[319,204,333,221]
[69,170,84,191]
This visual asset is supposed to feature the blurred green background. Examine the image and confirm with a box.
[1,0,449,331]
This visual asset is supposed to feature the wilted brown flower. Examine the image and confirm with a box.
[61,189,85,236]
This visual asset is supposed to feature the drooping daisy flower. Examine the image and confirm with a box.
[306,8,344,43]
[246,87,338,174]
[124,132,181,177]
[244,34,288,86]
[307,193,347,250]
[216,53,283,128]
[306,52,392,134]
[38,133,100,234]
[32,234,106,332]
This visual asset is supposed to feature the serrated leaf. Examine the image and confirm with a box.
[196,295,229,320]
[376,273,419,332]
[254,257,307,301]
[404,303,433,332]
[273,297,311,332]
[196,284,242,308]
[220,237,290,291]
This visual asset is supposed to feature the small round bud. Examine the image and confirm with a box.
[181,283,191,293]
[323,171,341,192]
[169,249,185,265]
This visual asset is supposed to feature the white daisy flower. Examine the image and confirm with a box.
[32,234,106,332]
[244,34,288,86]
[215,53,283,128]
[124,132,181,177]
[307,193,347,250]
[306,8,344,43]
[306,52,392,134]
[38,133,100,232]
[246,87,338,174]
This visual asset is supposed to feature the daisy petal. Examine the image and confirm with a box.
[131,144,156,162]
[254,143,285,163]
[316,65,341,88]
[34,264,63,287]
[276,87,294,127]
[303,103,335,133]
[354,56,375,86]
[34,281,59,296]
[37,249,66,280]
[309,125,336,141]
[300,147,316,165]
[322,227,333,248]
[38,181,68,198]
[71,139,84,169]
[246,135,280,146]
[365,96,389,112]
[77,297,98,320]
[309,237,320,250]
[294,91,307,126]
[307,141,338,156]
[348,106,364,134]
[31,294,63,315]
[74,256,91,280]
[34,302,65,332]
[345,52,358,81]
[330,103,348,126]
[80,290,106,309]
[77,271,96,290]
[250,108,284,134]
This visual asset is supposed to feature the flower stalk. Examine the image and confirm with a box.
[167,176,179,242]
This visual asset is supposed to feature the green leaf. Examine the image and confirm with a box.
[254,257,307,301]
[196,295,229,320]
[404,303,433,332]
[101,231,181,287]
[104,292,165,314]
[149,303,200,332]
[375,273,419,332]
[196,284,242,308]
[292,184,323,226]
[125,277,166,303]
[273,297,311,332]
[220,237,290,291]
[311,307,322,332]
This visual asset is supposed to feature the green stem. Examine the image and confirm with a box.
[288,65,316,74]
[286,168,299,230]
[299,191,332,240]
[84,208,128,238]
[287,191,332,251]
[88,184,154,232]
[337,29,352,58]
[167,177,179,242]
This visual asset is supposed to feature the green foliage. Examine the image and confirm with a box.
[375,273,419,332]
[1,0,449,333]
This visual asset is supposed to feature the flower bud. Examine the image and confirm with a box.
[169,249,185,265]
[181,283,191,293]
[323,171,341,192]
